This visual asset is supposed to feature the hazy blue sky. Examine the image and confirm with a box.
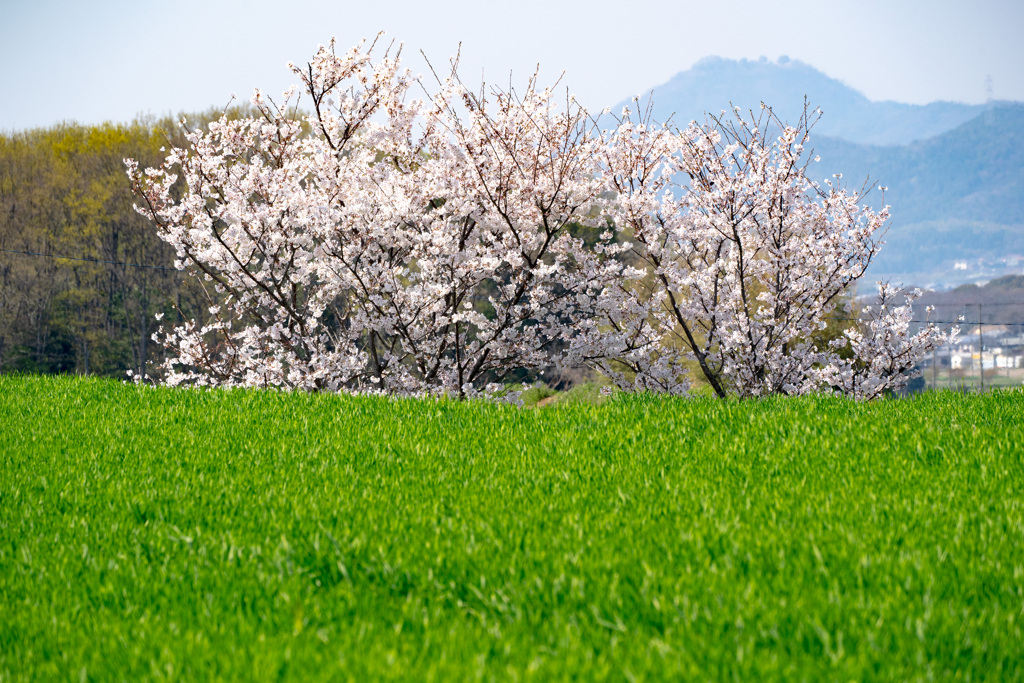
[2,0,1022,131]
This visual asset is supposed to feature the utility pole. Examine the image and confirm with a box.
[979,303,984,393]
[948,341,951,390]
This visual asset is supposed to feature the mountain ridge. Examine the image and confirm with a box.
[620,56,1008,146]
[807,103,1024,288]
[613,57,1024,289]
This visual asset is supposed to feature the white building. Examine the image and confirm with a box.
[951,352,1021,371]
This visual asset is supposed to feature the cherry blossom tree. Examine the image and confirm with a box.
[571,103,955,398]
[813,284,952,400]
[129,36,952,400]
[128,37,617,397]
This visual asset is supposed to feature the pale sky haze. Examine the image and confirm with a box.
[1,0,1022,131]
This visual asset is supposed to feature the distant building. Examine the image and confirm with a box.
[950,352,1020,370]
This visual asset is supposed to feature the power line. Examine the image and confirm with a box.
[916,302,1023,307]
[830,317,1024,327]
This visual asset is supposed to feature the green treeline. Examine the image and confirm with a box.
[0,114,229,378]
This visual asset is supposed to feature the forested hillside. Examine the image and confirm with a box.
[0,115,225,377]
[812,104,1024,286]
[619,57,1024,289]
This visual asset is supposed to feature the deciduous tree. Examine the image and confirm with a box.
[129,38,616,396]
[129,38,953,399]
[572,103,953,398]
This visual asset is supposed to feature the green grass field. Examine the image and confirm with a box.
[1,375,1022,681]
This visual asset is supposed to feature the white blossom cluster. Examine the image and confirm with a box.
[570,104,956,399]
[127,38,954,399]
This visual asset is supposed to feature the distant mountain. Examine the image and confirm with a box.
[811,105,1024,224]
[811,104,1024,289]
[621,56,994,146]
[612,58,1024,289]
